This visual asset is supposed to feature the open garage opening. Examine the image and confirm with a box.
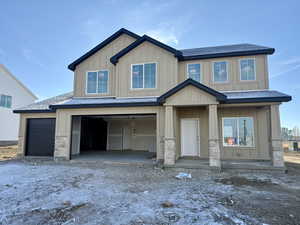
[70,114,157,162]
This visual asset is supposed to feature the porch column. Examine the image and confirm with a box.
[208,104,221,169]
[164,106,176,165]
[54,110,71,160]
[270,104,285,167]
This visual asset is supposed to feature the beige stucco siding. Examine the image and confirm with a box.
[115,41,178,97]
[178,55,269,91]
[18,113,56,156]
[73,34,137,97]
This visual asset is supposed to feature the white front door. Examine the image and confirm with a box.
[181,119,200,156]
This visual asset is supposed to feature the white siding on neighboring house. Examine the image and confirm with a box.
[0,65,37,141]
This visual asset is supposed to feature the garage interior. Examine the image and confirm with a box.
[70,114,157,162]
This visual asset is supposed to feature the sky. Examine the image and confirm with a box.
[0,0,299,128]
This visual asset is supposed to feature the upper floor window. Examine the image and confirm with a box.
[86,70,109,94]
[213,61,228,82]
[240,58,256,81]
[222,117,254,147]
[132,63,156,89]
[187,63,201,82]
[0,94,12,108]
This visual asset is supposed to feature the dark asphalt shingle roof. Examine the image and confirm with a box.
[223,90,291,103]
[14,89,291,113]
[50,97,158,109]
[179,44,274,60]
[13,92,73,113]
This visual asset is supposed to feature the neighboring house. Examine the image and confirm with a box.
[14,28,292,169]
[0,64,37,145]
[283,136,300,151]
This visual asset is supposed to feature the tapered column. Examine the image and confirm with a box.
[270,104,285,167]
[164,106,176,165]
[208,104,221,169]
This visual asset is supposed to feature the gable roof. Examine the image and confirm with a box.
[68,28,140,71]
[157,78,227,103]
[179,43,275,61]
[0,64,38,100]
[110,35,182,65]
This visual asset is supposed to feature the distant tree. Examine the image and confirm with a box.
[292,126,300,137]
[281,127,291,140]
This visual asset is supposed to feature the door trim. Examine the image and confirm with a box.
[180,118,200,157]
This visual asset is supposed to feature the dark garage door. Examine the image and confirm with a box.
[26,118,56,156]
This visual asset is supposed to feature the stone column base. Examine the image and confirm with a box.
[209,139,221,169]
[164,138,176,165]
[272,139,285,168]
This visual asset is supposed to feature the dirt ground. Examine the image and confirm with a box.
[0,148,299,225]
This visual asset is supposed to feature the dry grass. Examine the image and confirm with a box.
[284,151,300,164]
[0,145,18,161]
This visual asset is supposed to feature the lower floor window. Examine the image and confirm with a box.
[222,117,254,147]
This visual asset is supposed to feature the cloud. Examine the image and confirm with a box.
[270,56,300,78]
[22,48,45,68]
[280,57,300,65]
[145,28,179,46]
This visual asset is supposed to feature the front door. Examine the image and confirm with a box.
[181,119,200,156]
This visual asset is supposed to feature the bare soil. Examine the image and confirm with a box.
[0,160,299,225]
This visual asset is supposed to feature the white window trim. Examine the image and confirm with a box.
[186,63,202,83]
[130,62,157,90]
[212,61,229,83]
[222,116,255,148]
[239,58,256,81]
[86,70,109,95]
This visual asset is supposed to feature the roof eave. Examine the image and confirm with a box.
[224,96,292,104]
[110,35,182,65]
[68,28,140,71]
[49,101,160,109]
[158,78,227,103]
[13,109,56,114]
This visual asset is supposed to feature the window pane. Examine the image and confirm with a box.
[214,61,228,82]
[87,72,97,93]
[0,95,5,107]
[238,117,254,147]
[144,63,156,88]
[223,118,238,146]
[188,64,201,82]
[132,65,143,88]
[6,96,12,108]
[98,71,108,93]
[240,59,255,80]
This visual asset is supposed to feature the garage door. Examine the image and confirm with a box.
[26,118,56,156]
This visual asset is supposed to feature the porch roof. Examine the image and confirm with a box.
[13,83,291,113]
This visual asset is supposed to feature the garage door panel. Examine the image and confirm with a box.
[26,118,56,156]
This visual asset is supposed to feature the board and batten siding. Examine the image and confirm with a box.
[115,41,178,97]
[178,55,269,91]
[175,106,271,160]
[73,34,137,97]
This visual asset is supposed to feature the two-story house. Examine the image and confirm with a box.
[14,28,291,169]
[0,64,37,145]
